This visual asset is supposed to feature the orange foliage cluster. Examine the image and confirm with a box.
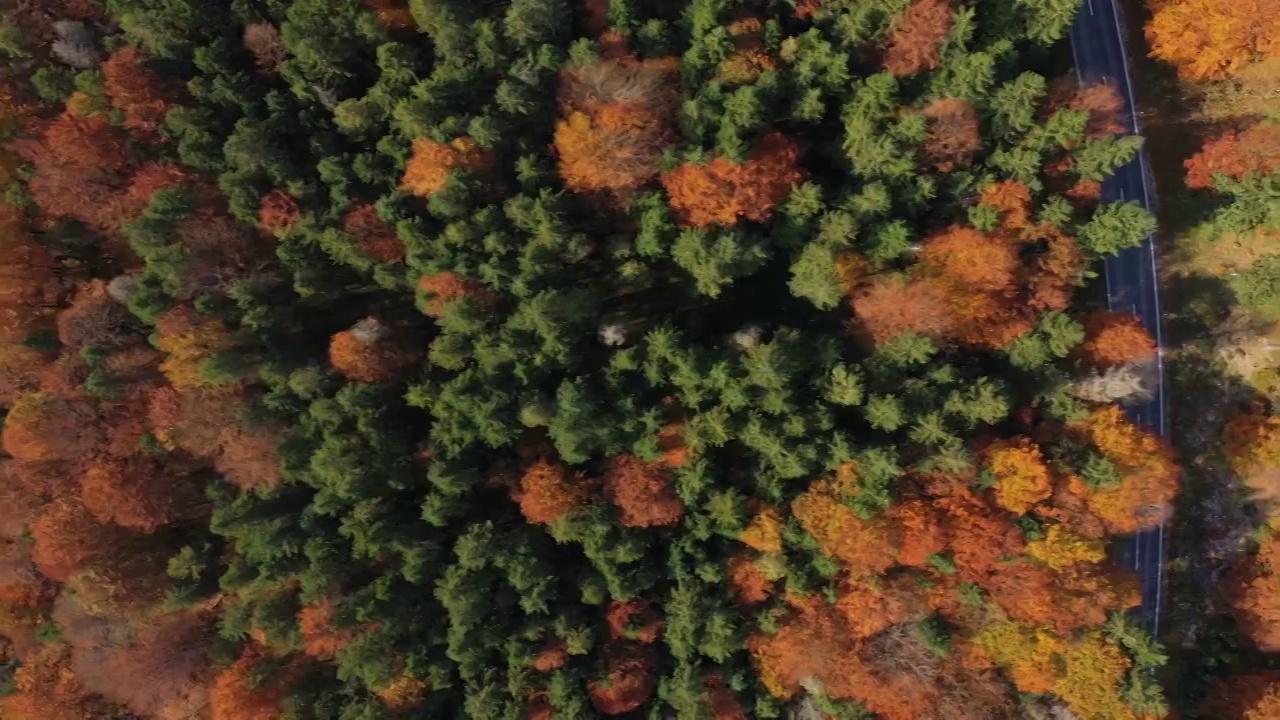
[299,599,360,660]
[375,674,428,711]
[602,454,684,527]
[850,275,955,345]
[851,181,1088,348]
[154,306,235,389]
[2,391,99,463]
[1072,406,1180,533]
[417,271,494,317]
[745,448,1155,716]
[515,458,589,524]
[0,644,116,719]
[1061,83,1126,140]
[533,639,568,671]
[715,18,780,84]
[328,317,422,383]
[401,136,493,197]
[792,481,898,577]
[1184,122,1280,190]
[555,57,679,194]
[605,599,663,643]
[727,553,776,604]
[740,507,783,552]
[749,593,1009,719]
[258,189,301,234]
[971,625,1136,719]
[920,98,982,171]
[883,0,954,75]
[704,672,748,720]
[588,646,658,715]
[209,650,290,720]
[1077,310,1157,368]
[101,47,175,136]
[28,497,126,583]
[147,387,282,491]
[1230,537,1280,650]
[1147,0,1280,80]
[342,203,405,263]
[1225,408,1280,480]
[0,210,58,404]
[19,111,134,235]
[80,455,198,531]
[661,132,806,228]
[364,0,416,30]
[985,437,1054,514]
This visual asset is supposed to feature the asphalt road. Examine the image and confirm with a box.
[1069,0,1169,636]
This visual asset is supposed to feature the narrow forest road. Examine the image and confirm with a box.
[1070,0,1168,635]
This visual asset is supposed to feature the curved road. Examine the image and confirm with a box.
[1070,0,1168,635]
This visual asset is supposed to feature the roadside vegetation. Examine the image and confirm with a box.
[1137,0,1280,715]
[0,0,1180,718]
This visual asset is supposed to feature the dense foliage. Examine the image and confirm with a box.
[0,0,1176,717]
[1139,0,1280,714]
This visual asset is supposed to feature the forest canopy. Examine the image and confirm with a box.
[0,0,1176,718]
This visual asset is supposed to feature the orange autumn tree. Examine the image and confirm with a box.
[0,644,121,719]
[401,136,493,197]
[342,203,404,263]
[555,57,679,194]
[917,226,1020,294]
[978,180,1034,233]
[792,481,898,577]
[1077,310,1157,368]
[602,454,683,527]
[1230,536,1280,650]
[1224,408,1280,511]
[298,599,360,660]
[79,455,200,532]
[605,599,663,643]
[19,111,134,235]
[972,624,1136,719]
[28,497,128,582]
[514,458,589,524]
[2,391,100,463]
[589,646,658,714]
[883,0,953,75]
[850,275,954,345]
[985,437,1054,514]
[258,189,301,234]
[101,47,175,135]
[739,507,783,552]
[417,272,494,317]
[1147,0,1280,80]
[727,553,776,604]
[913,224,1034,348]
[1184,122,1280,190]
[1072,405,1180,533]
[716,18,781,84]
[209,649,291,720]
[328,317,422,383]
[919,98,982,171]
[660,132,805,228]
[153,306,236,389]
